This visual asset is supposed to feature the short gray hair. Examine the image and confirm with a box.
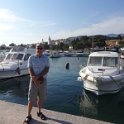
[36,43,44,48]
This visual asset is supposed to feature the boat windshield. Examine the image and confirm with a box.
[16,54,24,60]
[89,57,102,66]
[6,53,24,60]
[88,57,118,67]
[103,57,118,67]
[6,53,13,60]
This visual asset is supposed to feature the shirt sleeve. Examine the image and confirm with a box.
[27,55,33,68]
[45,56,50,68]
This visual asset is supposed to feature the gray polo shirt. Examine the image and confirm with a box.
[28,54,49,78]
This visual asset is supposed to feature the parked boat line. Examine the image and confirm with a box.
[0,48,89,81]
[2,47,124,59]
[44,50,89,57]
[49,50,61,58]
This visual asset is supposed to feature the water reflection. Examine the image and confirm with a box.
[80,90,124,124]
[0,76,29,104]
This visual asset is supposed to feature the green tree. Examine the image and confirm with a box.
[9,43,16,47]
[93,35,106,47]
[0,44,6,50]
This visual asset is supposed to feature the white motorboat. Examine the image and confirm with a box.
[49,51,60,58]
[79,50,124,95]
[0,46,35,80]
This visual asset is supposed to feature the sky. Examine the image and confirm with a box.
[0,0,124,46]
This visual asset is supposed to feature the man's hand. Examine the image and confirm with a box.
[37,76,44,84]
[31,76,44,84]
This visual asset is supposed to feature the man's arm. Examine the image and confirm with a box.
[28,67,38,83]
[37,66,49,80]
[28,67,35,77]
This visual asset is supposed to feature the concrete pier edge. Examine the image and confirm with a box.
[0,100,112,124]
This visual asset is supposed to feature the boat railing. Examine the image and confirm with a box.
[91,47,121,53]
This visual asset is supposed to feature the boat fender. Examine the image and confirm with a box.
[65,63,69,70]
[16,67,20,75]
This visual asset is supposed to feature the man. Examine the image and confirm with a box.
[23,43,49,124]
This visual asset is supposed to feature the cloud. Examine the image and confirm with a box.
[30,21,56,28]
[0,24,14,34]
[0,8,56,26]
[52,16,124,39]
[90,11,101,18]
[0,9,27,22]
[40,22,56,27]
[89,17,124,34]
[0,8,57,37]
[0,24,13,30]
[0,9,26,33]
[0,9,20,21]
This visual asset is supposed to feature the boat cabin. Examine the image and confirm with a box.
[88,51,119,67]
[4,46,35,61]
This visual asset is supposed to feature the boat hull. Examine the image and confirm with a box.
[79,73,124,95]
[0,68,29,80]
[83,79,122,95]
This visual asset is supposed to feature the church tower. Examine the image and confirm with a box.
[48,36,51,45]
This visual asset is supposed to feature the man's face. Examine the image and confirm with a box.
[36,46,44,56]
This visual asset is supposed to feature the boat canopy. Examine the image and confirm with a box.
[89,51,119,57]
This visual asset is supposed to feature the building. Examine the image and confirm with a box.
[105,39,120,47]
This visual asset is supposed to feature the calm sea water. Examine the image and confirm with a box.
[0,57,124,124]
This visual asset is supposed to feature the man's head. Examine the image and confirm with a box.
[36,43,44,56]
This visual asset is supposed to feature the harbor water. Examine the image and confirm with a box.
[0,57,124,124]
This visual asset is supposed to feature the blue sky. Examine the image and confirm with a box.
[0,0,124,46]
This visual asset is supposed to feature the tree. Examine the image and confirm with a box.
[93,35,106,47]
[0,44,6,50]
[9,43,16,47]
[118,35,122,40]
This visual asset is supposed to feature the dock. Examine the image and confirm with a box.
[0,100,112,124]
